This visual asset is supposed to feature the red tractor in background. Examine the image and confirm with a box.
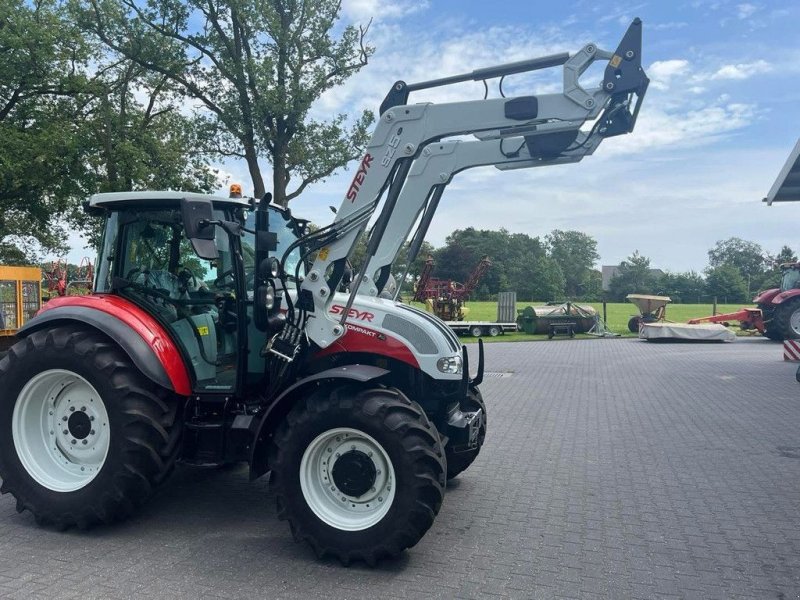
[753,262,800,340]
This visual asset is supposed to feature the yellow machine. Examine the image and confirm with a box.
[0,266,42,349]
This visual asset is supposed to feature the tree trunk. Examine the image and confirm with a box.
[244,144,265,200]
[272,149,288,207]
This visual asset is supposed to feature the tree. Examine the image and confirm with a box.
[657,271,707,303]
[607,251,656,301]
[707,237,766,292]
[545,230,599,298]
[81,0,374,206]
[433,228,564,301]
[754,245,797,293]
[0,0,89,263]
[705,264,748,303]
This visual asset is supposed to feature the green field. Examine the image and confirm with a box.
[408,301,752,342]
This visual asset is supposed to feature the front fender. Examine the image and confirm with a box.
[249,365,389,480]
[18,295,191,395]
[771,289,800,306]
[753,288,780,304]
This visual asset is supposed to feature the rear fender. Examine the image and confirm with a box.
[753,288,780,305]
[17,295,191,395]
[771,289,800,306]
[249,365,390,480]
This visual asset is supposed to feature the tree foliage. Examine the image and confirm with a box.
[0,0,219,263]
[705,264,748,303]
[432,228,565,301]
[707,237,766,284]
[80,0,374,206]
[607,251,656,300]
[546,230,599,298]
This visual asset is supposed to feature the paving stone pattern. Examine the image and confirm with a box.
[1,338,799,599]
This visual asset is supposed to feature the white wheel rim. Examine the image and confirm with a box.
[791,309,800,335]
[299,427,396,531]
[12,369,110,492]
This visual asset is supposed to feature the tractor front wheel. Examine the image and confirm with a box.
[270,385,446,565]
[0,325,182,529]
[771,299,800,340]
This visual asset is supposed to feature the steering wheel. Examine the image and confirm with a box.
[214,268,235,288]
[178,268,198,292]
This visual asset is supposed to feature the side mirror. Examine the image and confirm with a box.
[181,198,218,260]
[253,196,278,331]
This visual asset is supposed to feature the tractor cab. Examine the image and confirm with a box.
[91,192,260,393]
[779,263,800,292]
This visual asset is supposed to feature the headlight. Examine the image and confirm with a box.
[436,355,462,374]
[265,284,275,310]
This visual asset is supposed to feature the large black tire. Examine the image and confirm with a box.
[445,388,487,480]
[771,299,800,340]
[0,325,182,529]
[269,385,446,565]
[758,304,783,340]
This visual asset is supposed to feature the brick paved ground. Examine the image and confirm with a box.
[1,337,799,599]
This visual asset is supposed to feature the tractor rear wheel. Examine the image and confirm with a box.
[771,299,800,340]
[0,325,182,529]
[445,388,487,480]
[269,385,445,565]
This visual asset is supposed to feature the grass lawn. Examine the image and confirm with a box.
[407,300,752,342]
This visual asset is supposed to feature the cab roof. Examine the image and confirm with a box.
[88,191,252,208]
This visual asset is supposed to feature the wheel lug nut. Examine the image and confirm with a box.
[71,440,77,445]
[82,440,88,445]
[90,416,95,421]
[63,430,69,435]
[351,445,356,451]
[80,406,86,412]
[376,470,381,475]
[69,407,75,412]
[90,430,95,436]
[62,416,68,421]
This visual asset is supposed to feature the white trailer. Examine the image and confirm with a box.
[446,321,518,337]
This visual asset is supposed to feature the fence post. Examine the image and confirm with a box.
[713,296,717,316]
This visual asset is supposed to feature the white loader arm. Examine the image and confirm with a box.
[298,19,648,348]
[355,130,606,298]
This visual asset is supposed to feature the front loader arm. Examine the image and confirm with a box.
[298,19,648,349]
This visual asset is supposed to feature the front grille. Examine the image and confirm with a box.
[382,313,438,355]
[397,304,460,352]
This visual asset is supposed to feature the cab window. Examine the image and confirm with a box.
[115,208,240,392]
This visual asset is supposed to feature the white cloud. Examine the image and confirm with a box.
[341,0,428,22]
[648,59,690,91]
[709,59,772,80]
[736,3,758,19]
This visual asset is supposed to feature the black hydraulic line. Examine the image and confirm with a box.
[405,53,570,92]
[407,184,445,262]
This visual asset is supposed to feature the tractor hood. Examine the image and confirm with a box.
[316,293,464,381]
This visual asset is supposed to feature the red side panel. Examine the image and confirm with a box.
[39,295,192,395]
[315,324,420,369]
[772,289,800,306]
[753,288,780,304]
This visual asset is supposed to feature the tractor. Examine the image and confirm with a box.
[0,21,648,564]
[754,262,800,340]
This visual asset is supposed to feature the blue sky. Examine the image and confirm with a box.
[71,0,800,273]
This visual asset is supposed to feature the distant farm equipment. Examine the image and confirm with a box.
[413,255,491,321]
[0,266,42,351]
[43,258,94,300]
[517,302,598,337]
[626,294,671,332]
